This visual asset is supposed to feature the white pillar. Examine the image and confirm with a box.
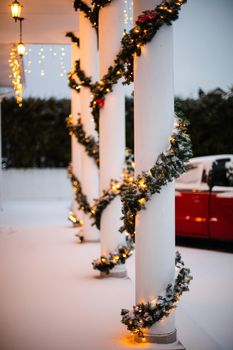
[99,1,126,276]
[71,41,83,222]
[79,6,99,241]
[134,0,176,343]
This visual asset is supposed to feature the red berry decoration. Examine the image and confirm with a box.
[95,98,105,108]
[137,10,158,24]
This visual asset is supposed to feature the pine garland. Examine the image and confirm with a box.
[90,0,187,132]
[73,0,113,30]
[120,118,192,237]
[68,164,92,215]
[68,60,93,93]
[91,150,134,229]
[92,235,134,274]
[121,251,192,339]
[92,117,192,273]
[68,211,83,227]
[69,0,191,339]
[68,150,134,236]
[65,32,80,47]
[66,114,99,167]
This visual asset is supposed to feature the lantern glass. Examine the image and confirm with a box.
[17,42,25,56]
[10,0,22,21]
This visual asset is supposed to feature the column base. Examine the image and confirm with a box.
[75,229,84,243]
[100,264,127,278]
[75,230,100,243]
[135,329,181,346]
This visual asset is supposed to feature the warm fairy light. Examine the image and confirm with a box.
[111,181,121,192]
[91,206,96,214]
[138,198,146,205]
[10,0,22,21]
[66,114,74,126]
[9,46,24,107]
[113,255,120,262]
[68,212,77,223]
[138,178,147,189]
[68,211,83,227]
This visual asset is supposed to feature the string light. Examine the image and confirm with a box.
[123,0,133,30]
[138,198,146,205]
[68,211,83,227]
[138,178,147,189]
[9,45,24,107]
[23,44,70,78]
[121,252,192,339]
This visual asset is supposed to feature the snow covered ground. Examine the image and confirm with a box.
[0,200,233,350]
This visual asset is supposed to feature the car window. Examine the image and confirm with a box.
[212,158,233,187]
[226,160,233,186]
[176,162,201,184]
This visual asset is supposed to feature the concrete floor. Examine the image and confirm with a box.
[0,200,232,350]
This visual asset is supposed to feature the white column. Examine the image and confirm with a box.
[99,1,126,276]
[71,41,83,222]
[79,6,99,241]
[134,0,176,343]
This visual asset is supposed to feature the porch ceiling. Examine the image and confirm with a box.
[0,0,79,90]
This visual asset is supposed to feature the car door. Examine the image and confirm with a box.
[209,158,233,241]
[175,161,209,237]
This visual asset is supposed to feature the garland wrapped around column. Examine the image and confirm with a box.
[66,22,135,239]
[73,0,113,30]
[66,114,99,167]
[67,148,134,236]
[66,32,80,46]
[69,0,192,338]
[92,117,192,273]
[121,251,192,339]
[68,59,93,92]
[91,0,189,271]
[89,0,187,132]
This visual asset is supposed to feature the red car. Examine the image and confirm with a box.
[175,155,233,241]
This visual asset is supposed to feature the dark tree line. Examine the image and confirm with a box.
[2,88,233,168]
[175,87,233,157]
[126,87,233,157]
[2,97,71,168]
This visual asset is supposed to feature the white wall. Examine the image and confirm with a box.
[1,168,72,201]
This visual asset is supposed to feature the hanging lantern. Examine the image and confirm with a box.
[17,42,25,56]
[10,0,22,21]
[16,17,25,57]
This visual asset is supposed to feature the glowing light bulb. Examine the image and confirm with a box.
[10,0,22,21]
[17,42,26,57]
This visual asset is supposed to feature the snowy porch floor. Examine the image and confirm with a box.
[0,201,233,350]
